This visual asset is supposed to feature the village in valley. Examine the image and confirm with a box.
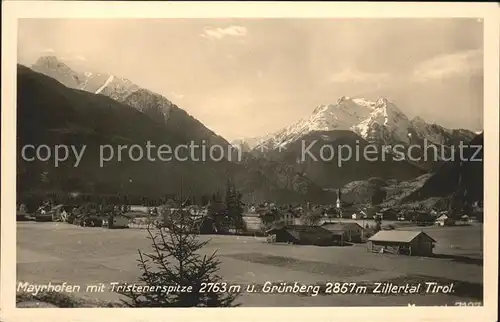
[17,185,483,252]
[15,17,485,308]
[16,180,484,306]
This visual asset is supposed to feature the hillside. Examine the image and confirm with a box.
[31,56,229,149]
[336,133,484,208]
[404,133,484,203]
[259,130,427,189]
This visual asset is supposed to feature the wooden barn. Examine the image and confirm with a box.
[320,222,364,243]
[242,213,263,232]
[367,230,436,256]
[103,214,130,229]
[265,225,342,246]
[378,207,399,221]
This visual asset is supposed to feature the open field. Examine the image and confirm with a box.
[17,222,483,307]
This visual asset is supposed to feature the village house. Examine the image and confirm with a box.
[18,203,28,213]
[397,211,407,221]
[185,205,207,218]
[243,206,298,232]
[472,201,483,213]
[435,214,454,226]
[17,203,30,221]
[242,212,263,232]
[320,222,364,243]
[460,214,471,223]
[338,206,357,219]
[265,225,342,246]
[282,212,295,225]
[35,203,54,222]
[367,230,436,256]
[378,207,399,221]
[412,212,435,226]
[103,214,130,229]
[50,204,68,222]
[193,216,218,234]
[291,216,305,225]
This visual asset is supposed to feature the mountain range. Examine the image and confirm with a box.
[17,63,331,204]
[19,56,483,206]
[234,96,476,154]
[31,56,230,149]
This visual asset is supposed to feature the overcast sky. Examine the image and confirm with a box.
[18,18,483,140]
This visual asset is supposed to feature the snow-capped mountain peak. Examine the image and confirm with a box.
[32,56,86,88]
[95,75,114,94]
[245,96,476,152]
[34,56,65,68]
[353,97,411,144]
[375,97,389,106]
[352,97,377,108]
[31,56,140,101]
[256,96,410,149]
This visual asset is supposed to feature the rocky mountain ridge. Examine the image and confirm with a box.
[234,96,476,154]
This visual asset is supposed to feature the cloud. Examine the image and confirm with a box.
[42,48,55,53]
[201,26,247,40]
[171,92,184,100]
[412,49,483,82]
[74,55,87,61]
[329,68,390,84]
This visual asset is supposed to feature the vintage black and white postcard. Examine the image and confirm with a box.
[1,2,499,322]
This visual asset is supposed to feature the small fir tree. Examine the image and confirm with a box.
[117,199,239,307]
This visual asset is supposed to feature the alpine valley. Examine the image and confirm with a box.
[18,56,482,206]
